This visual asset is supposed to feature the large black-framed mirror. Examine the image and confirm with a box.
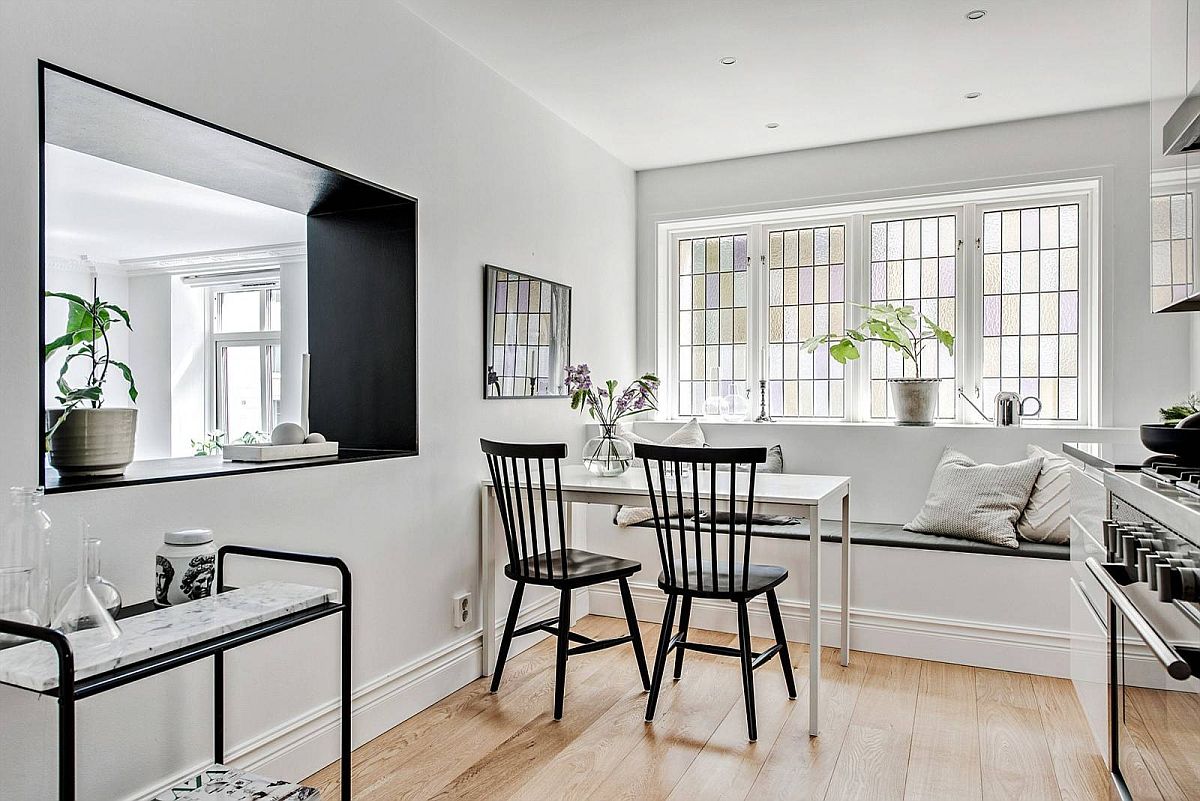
[482,265,571,398]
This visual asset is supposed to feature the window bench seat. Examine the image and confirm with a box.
[621,515,1068,560]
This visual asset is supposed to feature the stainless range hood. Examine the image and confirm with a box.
[1164,82,1200,155]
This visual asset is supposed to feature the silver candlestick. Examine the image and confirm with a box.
[754,379,773,422]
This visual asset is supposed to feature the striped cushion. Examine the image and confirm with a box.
[1017,444,1071,545]
[905,447,1043,549]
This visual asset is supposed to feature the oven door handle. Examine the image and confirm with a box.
[1085,557,1192,681]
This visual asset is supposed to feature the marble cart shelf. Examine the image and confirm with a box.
[0,581,337,692]
[152,763,320,800]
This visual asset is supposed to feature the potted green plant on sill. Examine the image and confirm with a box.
[803,302,954,426]
[44,288,139,476]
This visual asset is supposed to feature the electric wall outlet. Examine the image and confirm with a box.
[453,592,471,628]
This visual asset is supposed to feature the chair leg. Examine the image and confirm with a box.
[673,595,692,680]
[766,588,797,699]
[553,587,572,720]
[490,580,525,693]
[618,578,650,691]
[736,600,758,741]
[645,593,678,722]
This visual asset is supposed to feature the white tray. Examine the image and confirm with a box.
[222,441,338,462]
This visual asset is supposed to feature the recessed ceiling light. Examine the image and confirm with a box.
[964,91,982,99]
[720,56,737,65]
[765,122,780,129]
[965,9,987,20]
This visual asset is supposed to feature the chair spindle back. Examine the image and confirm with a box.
[481,439,569,580]
[634,443,767,594]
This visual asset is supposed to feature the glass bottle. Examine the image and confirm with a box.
[52,523,121,641]
[1,487,52,625]
[0,566,40,649]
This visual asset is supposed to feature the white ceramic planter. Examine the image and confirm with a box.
[888,378,940,426]
[45,407,138,476]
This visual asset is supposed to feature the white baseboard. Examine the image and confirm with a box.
[588,580,1071,678]
[132,591,572,801]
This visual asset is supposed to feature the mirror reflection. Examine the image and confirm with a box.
[483,265,571,398]
[43,144,309,462]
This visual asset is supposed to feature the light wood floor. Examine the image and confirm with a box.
[307,615,1115,800]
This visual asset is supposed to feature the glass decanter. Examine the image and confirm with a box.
[52,523,121,641]
[1,486,53,625]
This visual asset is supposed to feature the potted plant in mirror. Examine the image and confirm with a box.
[566,364,659,476]
[803,302,954,426]
[43,288,138,476]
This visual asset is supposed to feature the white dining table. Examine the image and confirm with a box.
[479,464,851,736]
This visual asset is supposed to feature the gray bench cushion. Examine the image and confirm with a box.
[621,514,1068,561]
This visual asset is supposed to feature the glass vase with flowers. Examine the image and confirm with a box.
[565,364,659,477]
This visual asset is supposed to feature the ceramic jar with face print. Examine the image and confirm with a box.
[155,529,217,606]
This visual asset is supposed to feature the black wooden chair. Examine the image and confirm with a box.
[481,439,650,720]
[635,442,797,741]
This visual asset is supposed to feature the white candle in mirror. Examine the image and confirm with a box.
[300,353,311,434]
[759,346,768,381]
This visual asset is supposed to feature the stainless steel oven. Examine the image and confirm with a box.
[1089,494,1200,800]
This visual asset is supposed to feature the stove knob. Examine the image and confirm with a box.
[1159,565,1200,602]
[1122,534,1144,570]
[1145,553,1167,590]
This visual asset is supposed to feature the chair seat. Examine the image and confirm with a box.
[506,548,641,587]
[659,560,788,599]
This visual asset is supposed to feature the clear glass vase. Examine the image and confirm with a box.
[52,524,121,641]
[1,486,52,626]
[583,426,634,477]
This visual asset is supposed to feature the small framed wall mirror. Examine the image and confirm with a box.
[483,265,571,398]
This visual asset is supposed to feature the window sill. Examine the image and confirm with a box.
[44,448,416,494]
[635,418,1129,433]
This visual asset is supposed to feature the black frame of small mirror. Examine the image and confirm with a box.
[482,265,572,399]
[38,62,419,492]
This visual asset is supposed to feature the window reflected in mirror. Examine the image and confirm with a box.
[483,265,571,398]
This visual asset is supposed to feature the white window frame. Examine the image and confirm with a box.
[200,274,282,438]
[655,179,1101,426]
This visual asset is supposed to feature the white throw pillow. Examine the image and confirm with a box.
[614,419,705,526]
[1017,444,1071,545]
[905,447,1043,549]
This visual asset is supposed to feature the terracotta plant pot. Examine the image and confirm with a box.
[888,378,940,426]
[45,407,138,476]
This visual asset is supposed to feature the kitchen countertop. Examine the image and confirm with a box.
[1063,441,1156,471]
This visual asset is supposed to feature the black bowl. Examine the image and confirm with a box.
[1140,424,1200,460]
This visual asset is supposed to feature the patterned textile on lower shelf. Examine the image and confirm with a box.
[153,764,319,800]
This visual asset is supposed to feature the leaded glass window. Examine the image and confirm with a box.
[868,215,957,418]
[489,270,554,396]
[981,204,1080,420]
[676,233,748,416]
[766,224,846,417]
[1152,192,1193,309]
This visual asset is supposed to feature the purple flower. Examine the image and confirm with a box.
[564,363,592,392]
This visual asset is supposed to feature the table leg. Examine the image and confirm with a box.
[841,490,851,667]
[480,485,497,677]
[807,502,821,737]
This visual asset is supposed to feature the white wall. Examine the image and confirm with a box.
[0,2,635,799]
[636,105,1191,427]
[127,274,173,459]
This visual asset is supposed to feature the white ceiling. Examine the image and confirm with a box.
[45,145,307,265]
[399,0,1150,169]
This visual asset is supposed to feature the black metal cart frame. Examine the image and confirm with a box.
[0,544,352,801]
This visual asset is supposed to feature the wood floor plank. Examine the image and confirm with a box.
[744,646,868,801]
[306,616,1112,801]
[1030,674,1117,801]
[309,617,628,800]
[822,651,922,801]
[580,625,743,801]
[903,661,982,801]
[976,667,1060,801]
[663,635,803,801]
